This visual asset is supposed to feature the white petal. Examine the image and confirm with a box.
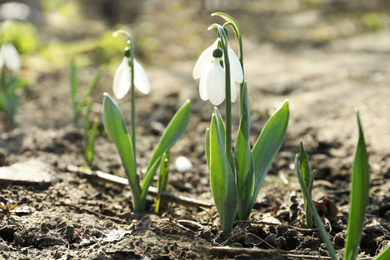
[193,39,219,79]
[199,66,210,101]
[230,81,237,103]
[2,43,20,72]
[133,58,150,94]
[113,57,131,99]
[206,58,226,106]
[228,47,243,83]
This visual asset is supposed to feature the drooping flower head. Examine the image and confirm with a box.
[193,39,243,106]
[0,42,21,72]
[112,34,150,99]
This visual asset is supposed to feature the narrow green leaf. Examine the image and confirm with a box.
[84,97,92,142]
[234,83,254,220]
[210,113,237,234]
[155,151,170,213]
[299,142,313,228]
[205,128,210,169]
[86,117,99,164]
[140,156,161,202]
[140,100,190,200]
[295,155,338,260]
[375,245,390,260]
[102,93,142,211]
[76,65,104,116]
[145,100,190,172]
[70,58,77,112]
[308,170,316,195]
[344,111,370,260]
[250,100,289,209]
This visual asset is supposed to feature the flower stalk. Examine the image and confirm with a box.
[113,30,137,165]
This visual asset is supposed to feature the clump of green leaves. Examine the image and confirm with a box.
[295,112,390,259]
[103,94,190,212]
[0,65,28,126]
[70,58,103,165]
[0,21,29,126]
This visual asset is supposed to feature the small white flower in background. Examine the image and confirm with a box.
[0,43,21,72]
[113,57,150,99]
[193,39,243,106]
[175,156,193,172]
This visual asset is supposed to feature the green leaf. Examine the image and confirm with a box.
[140,156,162,202]
[102,93,142,211]
[344,111,370,260]
[70,58,77,112]
[155,151,170,213]
[295,155,338,260]
[299,142,314,228]
[145,100,190,173]
[205,128,210,169]
[375,245,390,260]
[75,65,104,116]
[85,117,99,164]
[140,100,190,199]
[210,113,237,234]
[234,82,254,220]
[74,65,104,126]
[250,100,289,209]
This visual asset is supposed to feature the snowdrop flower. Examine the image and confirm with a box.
[113,56,150,99]
[0,43,21,72]
[193,39,243,106]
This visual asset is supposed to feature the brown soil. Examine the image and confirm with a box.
[1,0,390,259]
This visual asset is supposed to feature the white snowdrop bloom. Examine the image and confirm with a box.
[113,57,150,99]
[193,39,243,106]
[0,43,21,72]
[199,56,237,106]
[175,156,193,172]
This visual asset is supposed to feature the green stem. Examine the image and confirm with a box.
[213,12,245,102]
[129,40,137,167]
[217,26,233,167]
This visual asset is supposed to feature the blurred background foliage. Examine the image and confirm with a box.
[0,0,389,74]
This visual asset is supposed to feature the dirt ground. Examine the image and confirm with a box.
[0,0,390,259]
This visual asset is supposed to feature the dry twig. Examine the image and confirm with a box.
[67,165,212,209]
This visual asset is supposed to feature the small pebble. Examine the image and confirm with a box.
[175,156,193,172]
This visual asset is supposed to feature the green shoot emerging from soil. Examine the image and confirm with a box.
[296,142,316,228]
[193,12,289,234]
[69,58,103,127]
[70,58,103,165]
[0,201,17,213]
[295,111,380,259]
[155,151,170,213]
[102,30,190,212]
[83,97,99,165]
